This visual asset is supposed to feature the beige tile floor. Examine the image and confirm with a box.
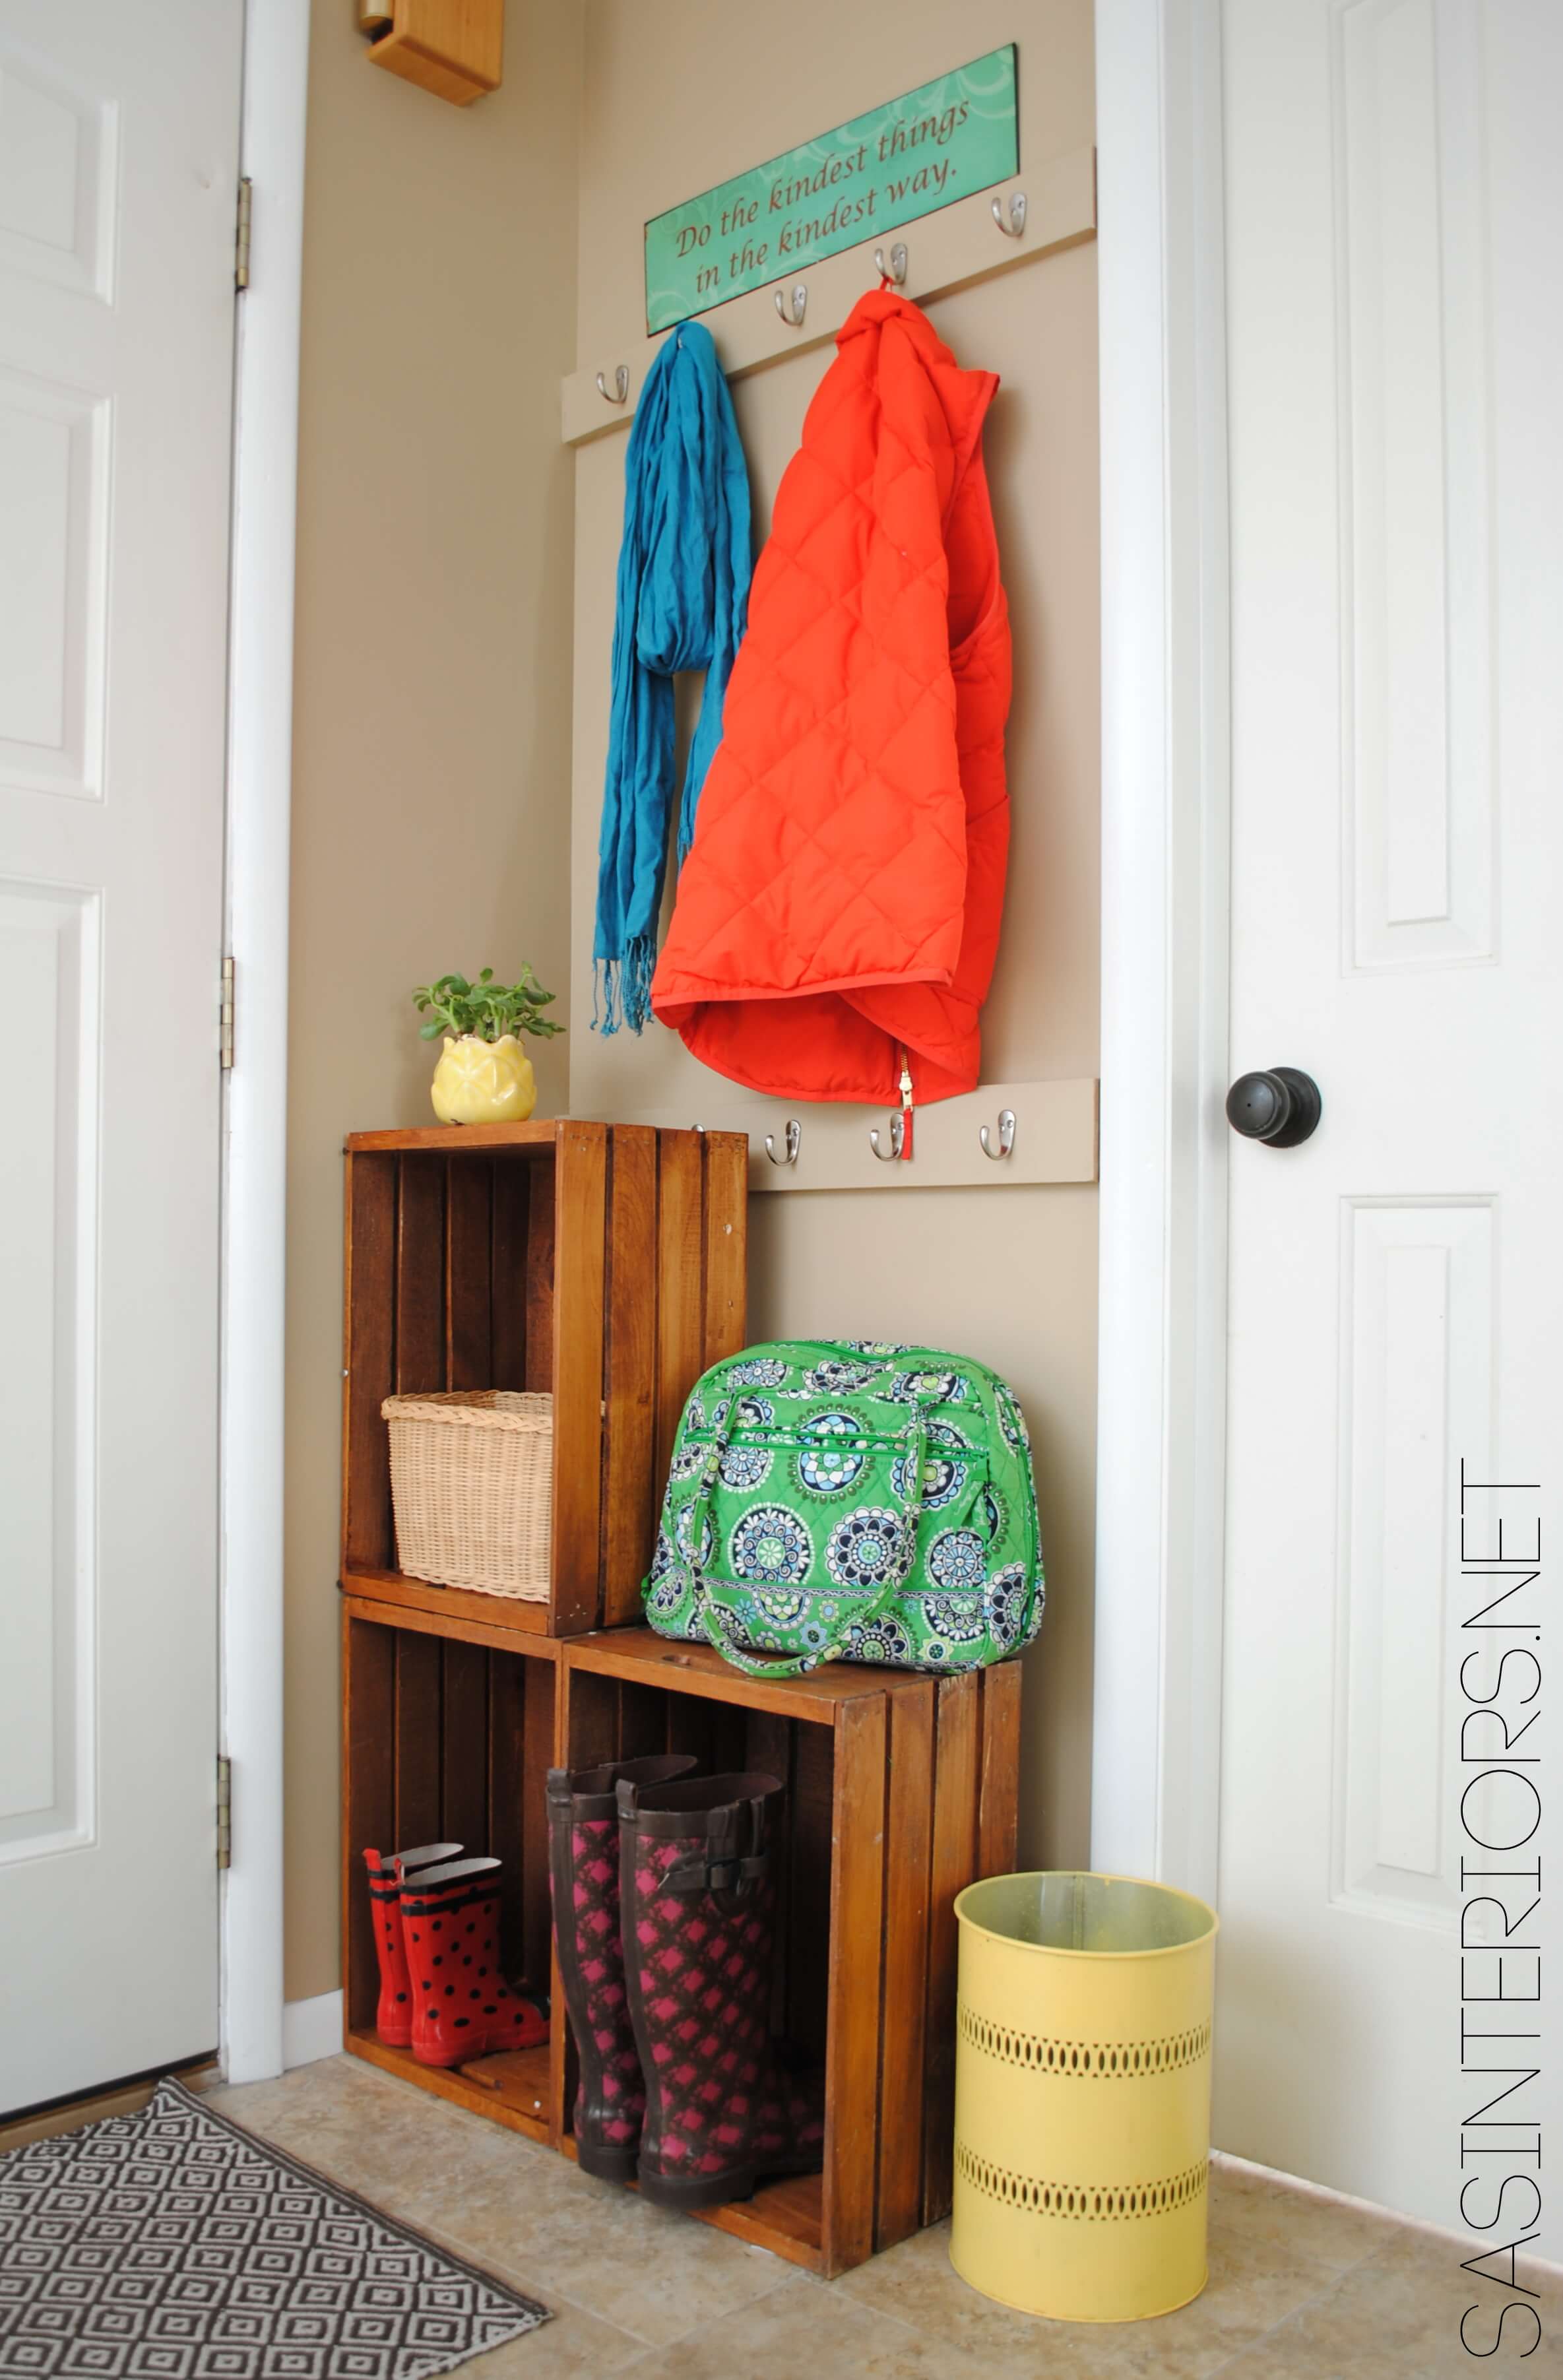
[210,2056,1561,2379]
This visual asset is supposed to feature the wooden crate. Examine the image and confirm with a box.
[557,1628,1021,2278]
[340,1120,746,1638]
[340,1595,561,2138]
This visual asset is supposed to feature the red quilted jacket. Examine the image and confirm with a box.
[651,288,1011,1109]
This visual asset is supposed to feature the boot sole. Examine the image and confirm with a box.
[575,2139,641,2185]
[636,2162,758,2211]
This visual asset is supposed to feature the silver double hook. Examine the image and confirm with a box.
[774,282,808,327]
[991,191,1027,240]
[869,1114,906,1163]
[764,1120,801,1167]
[874,242,908,286]
[980,1109,1016,1160]
[596,366,629,403]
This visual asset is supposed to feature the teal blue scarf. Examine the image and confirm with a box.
[592,321,751,1035]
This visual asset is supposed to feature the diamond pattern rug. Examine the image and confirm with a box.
[0,2075,550,2377]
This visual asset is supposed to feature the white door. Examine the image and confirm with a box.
[0,0,241,2107]
[1218,0,1561,2242]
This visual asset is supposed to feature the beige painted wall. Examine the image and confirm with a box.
[568,1,1100,1868]
[282,0,581,2002]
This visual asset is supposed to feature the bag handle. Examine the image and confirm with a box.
[684,1407,928,1677]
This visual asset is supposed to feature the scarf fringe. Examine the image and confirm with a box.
[592,937,657,1038]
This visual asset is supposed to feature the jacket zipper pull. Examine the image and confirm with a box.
[897,1052,914,1162]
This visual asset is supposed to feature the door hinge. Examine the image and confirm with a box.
[220,955,235,1070]
[235,177,253,292]
[216,1756,233,1871]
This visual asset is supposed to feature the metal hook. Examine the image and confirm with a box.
[596,366,629,404]
[979,1108,1016,1161]
[869,1114,906,1163]
[774,282,808,327]
[874,242,908,286]
[765,1120,801,1167]
[990,191,1027,240]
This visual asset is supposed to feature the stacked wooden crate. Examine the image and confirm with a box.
[338,1118,1021,2278]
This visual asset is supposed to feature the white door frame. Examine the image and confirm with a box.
[1091,0,1232,1906]
[219,0,309,2085]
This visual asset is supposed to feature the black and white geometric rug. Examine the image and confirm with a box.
[0,2074,551,2377]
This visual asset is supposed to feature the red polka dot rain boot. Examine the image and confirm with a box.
[399,1857,550,2068]
[546,1754,699,2182]
[618,1771,825,2210]
[363,1842,462,2047]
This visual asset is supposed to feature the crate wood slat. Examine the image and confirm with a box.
[877,1682,936,2250]
[786,1722,833,2062]
[347,1122,558,1153]
[445,1159,493,1390]
[702,1133,748,1366]
[343,1122,743,1637]
[550,1124,606,1634]
[566,1628,893,1720]
[821,1693,887,2272]
[602,1126,658,1629]
[522,1156,556,1396]
[343,1592,558,1663]
[342,1609,395,2039]
[346,2033,552,2140]
[923,1672,980,2230]
[978,1656,1024,1878]
[488,1159,530,1390]
[393,1631,443,1850]
[487,1652,526,1984]
[395,1159,445,1393]
[342,1566,549,1636]
[342,1153,397,1574]
[654,1131,704,1497]
[441,1639,490,1849]
[519,1657,555,1993]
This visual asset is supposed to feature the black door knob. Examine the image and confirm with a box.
[1225,1067,1322,1147]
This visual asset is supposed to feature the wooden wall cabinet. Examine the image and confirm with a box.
[366,0,503,108]
[341,1120,747,1638]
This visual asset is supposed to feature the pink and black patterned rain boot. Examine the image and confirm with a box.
[399,1857,550,2068]
[546,1754,698,2181]
[618,1771,825,2210]
[363,1842,462,2046]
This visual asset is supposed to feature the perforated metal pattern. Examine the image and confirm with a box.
[957,2003,1211,2077]
[954,2145,1209,2223]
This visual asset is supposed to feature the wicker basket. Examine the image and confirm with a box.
[381,1391,553,1600]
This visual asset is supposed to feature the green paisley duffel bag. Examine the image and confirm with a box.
[641,1339,1045,1677]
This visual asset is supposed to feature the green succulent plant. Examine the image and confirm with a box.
[412,967,565,1045]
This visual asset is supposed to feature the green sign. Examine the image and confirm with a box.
[643,46,1019,335]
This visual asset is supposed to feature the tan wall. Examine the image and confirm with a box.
[568,1,1100,1867]
[282,0,582,2002]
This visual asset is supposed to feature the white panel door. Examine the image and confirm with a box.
[0,0,241,2106]
[1220,0,1561,2239]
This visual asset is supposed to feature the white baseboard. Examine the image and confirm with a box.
[282,1991,344,2071]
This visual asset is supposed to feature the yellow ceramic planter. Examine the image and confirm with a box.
[951,1871,1218,2324]
[430,1033,537,1126]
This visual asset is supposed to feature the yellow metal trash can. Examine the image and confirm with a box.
[951,1871,1218,2323]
